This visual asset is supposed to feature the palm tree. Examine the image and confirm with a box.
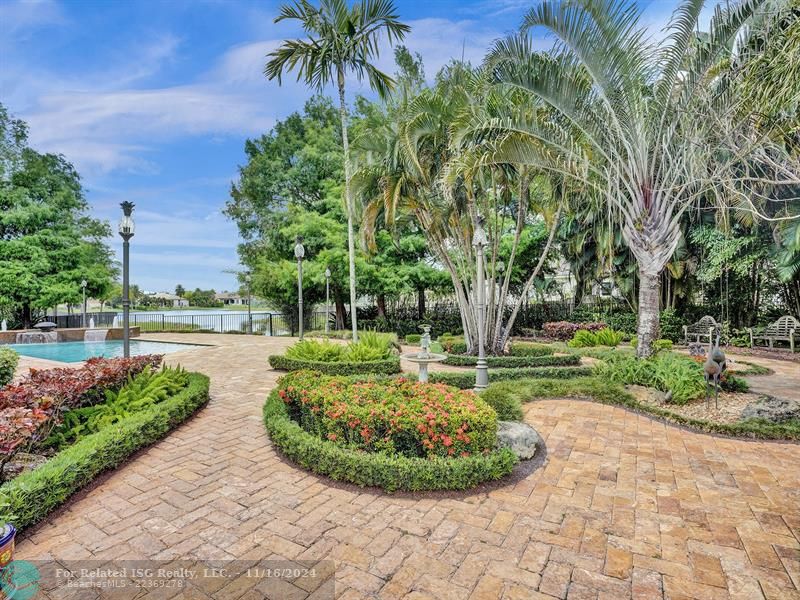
[265,0,410,341]
[479,0,799,356]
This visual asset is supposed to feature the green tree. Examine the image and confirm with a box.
[265,0,410,342]
[0,105,115,327]
[480,0,799,356]
[175,284,185,297]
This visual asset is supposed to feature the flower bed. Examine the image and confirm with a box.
[0,371,209,530]
[542,321,606,341]
[268,354,401,375]
[441,354,580,368]
[264,370,516,491]
[0,355,162,478]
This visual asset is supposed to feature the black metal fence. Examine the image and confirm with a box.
[49,310,330,336]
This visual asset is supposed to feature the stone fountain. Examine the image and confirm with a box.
[16,321,58,344]
[401,325,447,383]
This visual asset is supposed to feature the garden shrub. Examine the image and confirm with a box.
[0,355,163,477]
[429,366,594,389]
[405,334,422,344]
[0,348,18,388]
[479,383,524,421]
[43,366,190,451]
[508,342,555,357]
[286,339,345,362]
[263,390,515,492]
[567,328,623,348]
[268,354,401,375]
[439,334,467,354]
[277,371,497,458]
[567,329,598,348]
[595,328,624,347]
[630,338,673,352]
[0,372,209,530]
[542,321,606,341]
[283,333,397,364]
[595,352,706,404]
[442,354,580,368]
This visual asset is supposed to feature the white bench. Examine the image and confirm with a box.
[749,316,799,353]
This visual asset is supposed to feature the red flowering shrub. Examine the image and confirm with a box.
[542,321,606,341]
[277,370,498,459]
[0,355,163,479]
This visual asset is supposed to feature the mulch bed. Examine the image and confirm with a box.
[626,384,763,425]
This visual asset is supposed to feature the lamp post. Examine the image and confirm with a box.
[118,202,135,358]
[324,267,331,334]
[294,236,305,340]
[245,273,252,334]
[472,216,489,391]
[81,279,87,328]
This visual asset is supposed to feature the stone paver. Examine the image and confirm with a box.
[14,333,800,599]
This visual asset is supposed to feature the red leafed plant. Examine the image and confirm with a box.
[542,321,606,341]
[0,354,163,480]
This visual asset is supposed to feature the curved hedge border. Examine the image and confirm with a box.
[495,376,800,440]
[0,372,210,530]
[442,354,579,368]
[268,354,401,376]
[263,390,516,492]
[429,366,593,389]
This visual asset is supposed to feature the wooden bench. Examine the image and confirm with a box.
[749,316,799,352]
[683,315,721,346]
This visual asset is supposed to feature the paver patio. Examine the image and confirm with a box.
[13,333,800,599]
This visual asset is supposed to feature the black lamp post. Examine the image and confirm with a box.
[81,279,88,328]
[118,202,135,358]
[245,273,252,334]
[324,267,331,334]
[294,236,305,340]
[472,216,489,391]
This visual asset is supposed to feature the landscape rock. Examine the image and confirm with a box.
[741,397,800,423]
[496,421,542,460]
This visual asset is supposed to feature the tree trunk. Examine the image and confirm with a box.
[335,297,346,330]
[22,304,32,329]
[417,287,425,319]
[636,267,661,358]
[376,294,387,319]
[337,68,358,343]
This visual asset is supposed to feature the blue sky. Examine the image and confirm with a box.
[0,0,687,293]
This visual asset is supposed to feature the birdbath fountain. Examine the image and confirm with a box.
[401,325,447,383]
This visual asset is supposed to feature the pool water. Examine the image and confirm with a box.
[6,340,205,363]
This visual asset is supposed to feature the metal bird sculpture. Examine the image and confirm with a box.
[703,334,727,409]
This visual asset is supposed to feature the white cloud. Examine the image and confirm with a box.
[0,0,67,36]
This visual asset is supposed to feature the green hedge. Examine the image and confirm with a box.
[268,354,402,375]
[0,373,210,530]
[486,376,800,440]
[442,354,580,368]
[429,366,594,389]
[263,391,516,492]
[508,342,555,357]
[0,347,19,387]
[404,334,422,344]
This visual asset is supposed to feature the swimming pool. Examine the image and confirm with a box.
[6,340,206,363]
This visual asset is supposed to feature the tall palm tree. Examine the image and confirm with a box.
[265,0,410,341]
[479,0,798,356]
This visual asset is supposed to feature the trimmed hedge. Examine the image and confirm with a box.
[268,354,402,375]
[0,347,19,388]
[487,376,800,440]
[442,354,580,368]
[429,366,594,389]
[405,334,422,344]
[263,390,516,492]
[0,372,210,530]
[508,342,555,357]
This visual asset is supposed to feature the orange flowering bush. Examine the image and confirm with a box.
[277,371,498,458]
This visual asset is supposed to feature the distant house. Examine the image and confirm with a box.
[150,292,189,308]
[215,292,249,306]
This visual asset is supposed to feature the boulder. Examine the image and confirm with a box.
[496,421,542,460]
[741,397,800,423]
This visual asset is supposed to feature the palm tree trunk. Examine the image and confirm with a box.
[337,68,358,343]
[636,266,661,358]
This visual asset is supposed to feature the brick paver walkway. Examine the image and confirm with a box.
[15,334,800,599]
